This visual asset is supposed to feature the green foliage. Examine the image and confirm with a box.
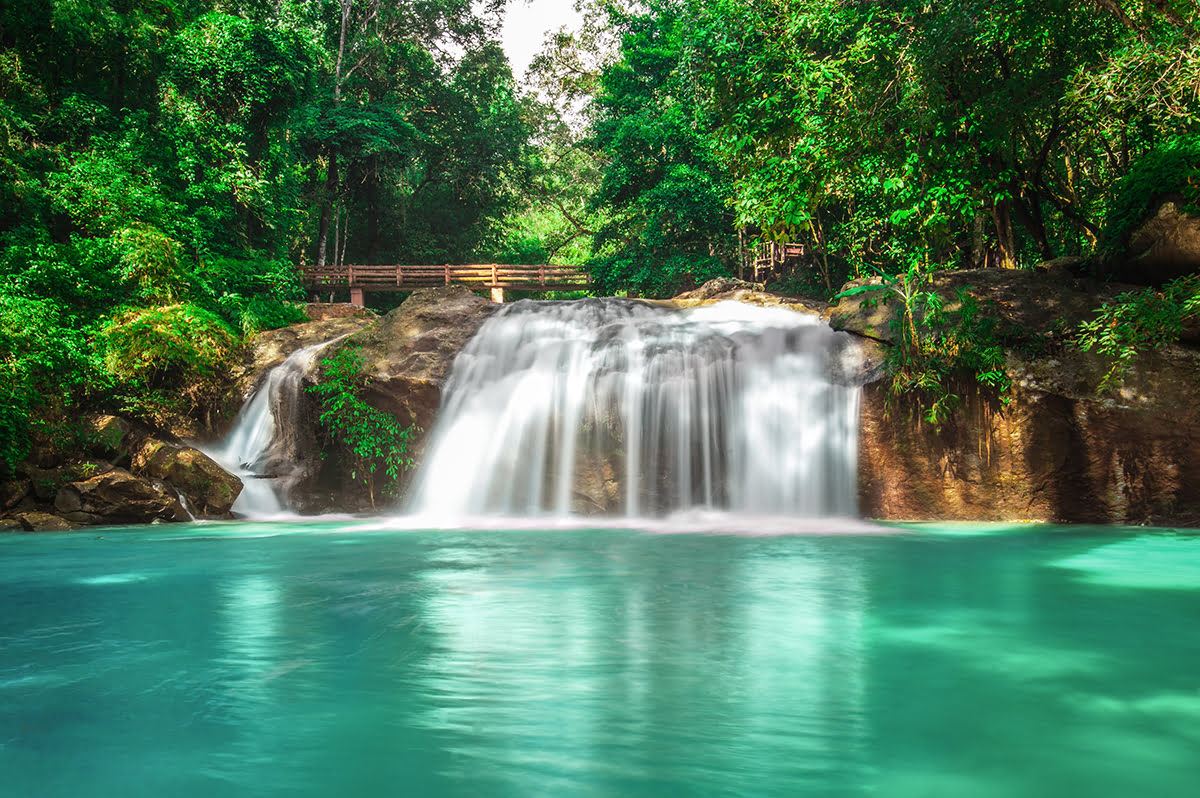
[0,291,93,474]
[836,270,1011,426]
[584,3,738,297]
[1101,134,1200,256]
[688,0,1198,278]
[1076,274,1200,392]
[308,346,415,507]
[100,304,236,387]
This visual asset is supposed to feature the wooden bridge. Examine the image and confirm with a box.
[300,263,590,304]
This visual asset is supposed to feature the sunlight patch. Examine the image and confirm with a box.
[1050,535,1200,589]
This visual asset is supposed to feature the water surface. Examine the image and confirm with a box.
[2,521,1198,797]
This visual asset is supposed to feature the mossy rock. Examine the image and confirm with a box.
[23,462,114,501]
[132,439,242,517]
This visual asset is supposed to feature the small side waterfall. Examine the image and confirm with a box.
[206,340,335,516]
[409,298,865,520]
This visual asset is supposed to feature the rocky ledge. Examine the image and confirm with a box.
[2,414,244,530]
[830,267,1200,525]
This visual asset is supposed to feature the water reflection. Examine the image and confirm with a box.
[415,535,872,795]
[3,525,1200,798]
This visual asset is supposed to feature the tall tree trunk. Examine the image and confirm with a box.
[991,201,1017,268]
[315,154,339,267]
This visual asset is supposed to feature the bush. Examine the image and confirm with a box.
[0,292,92,473]
[1102,134,1200,256]
[1077,274,1200,391]
[308,346,415,507]
[100,303,236,386]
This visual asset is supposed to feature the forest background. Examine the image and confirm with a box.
[1,0,1198,474]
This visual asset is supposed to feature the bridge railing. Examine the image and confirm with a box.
[301,264,590,292]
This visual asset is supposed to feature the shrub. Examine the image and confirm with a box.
[1077,274,1200,391]
[100,303,236,386]
[308,346,415,507]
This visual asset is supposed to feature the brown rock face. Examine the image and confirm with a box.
[345,286,498,436]
[829,268,1133,345]
[227,317,377,414]
[24,462,115,501]
[14,511,74,532]
[1,478,32,511]
[132,440,243,517]
[1120,200,1200,285]
[305,302,376,321]
[858,348,1200,525]
[54,468,189,524]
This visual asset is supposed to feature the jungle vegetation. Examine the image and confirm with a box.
[2,0,1198,472]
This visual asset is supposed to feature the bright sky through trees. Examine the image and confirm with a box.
[501,0,582,78]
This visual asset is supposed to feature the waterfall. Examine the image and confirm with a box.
[206,340,335,516]
[409,298,865,520]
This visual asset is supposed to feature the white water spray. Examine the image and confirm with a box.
[409,299,864,520]
[205,340,336,516]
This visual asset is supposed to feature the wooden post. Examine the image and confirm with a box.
[490,286,505,303]
[491,263,497,288]
[444,264,450,285]
[350,287,365,306]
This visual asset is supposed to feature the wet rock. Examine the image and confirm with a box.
[13,511,74,532]
[54,468,189,524]
[858,341,1200,525]
[347,286,498,435]
[132,439,243,517]
[228,317,377,409]
[0,518,22,531]
[1,478,31,511]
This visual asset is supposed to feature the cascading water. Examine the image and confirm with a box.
[409,298,866,520]
[206,340,336,516]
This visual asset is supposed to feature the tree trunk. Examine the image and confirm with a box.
[315,154,338,267]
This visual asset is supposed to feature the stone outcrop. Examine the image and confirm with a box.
[673,276,827,315]
[1,414,245,529]
[847,268,1200,525]
[54,468,189,525]
[305,302,376,321]
[132,440,242,517]
[24,462,115,501]
[341,285,498,436]
[1118,200,1200,285]
[829,267,1132,344]
[2,478,32,511]
[229,316,377,407]
[14,511,74,532]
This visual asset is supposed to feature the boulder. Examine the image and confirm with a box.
[0,518,22,531]
[79,414,138,464]
[132,439,243,517]
[23,462,114,501]
[305,302,377,321]
[1119,200,1200,285]
[14,511,74,532]
[54,468,189,524]
[1,478,30,511]
[346,286,498,435]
